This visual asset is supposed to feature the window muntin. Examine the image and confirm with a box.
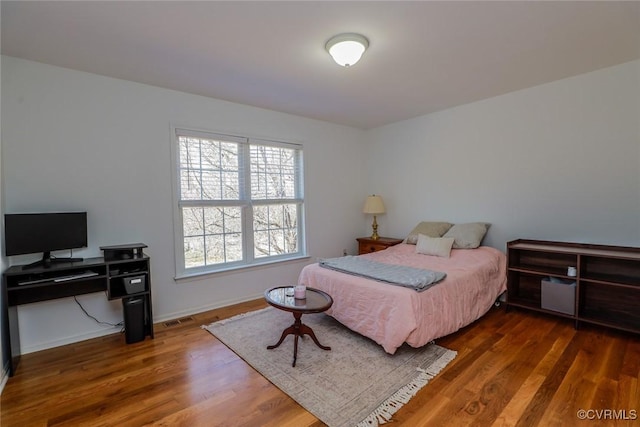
[179,137,240,201]
[174,129,304,276]
[182,206,243,268]
[253,203,299,258]
[251,145,296,199]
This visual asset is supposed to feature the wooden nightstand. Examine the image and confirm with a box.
[357,237,403,255]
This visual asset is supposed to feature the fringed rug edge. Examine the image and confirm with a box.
[356,348,457,427]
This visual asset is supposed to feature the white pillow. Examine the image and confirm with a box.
[415,234,455,258]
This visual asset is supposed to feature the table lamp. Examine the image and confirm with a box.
[363,195,386,240]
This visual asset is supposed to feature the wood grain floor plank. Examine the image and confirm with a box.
[2,301,639,426]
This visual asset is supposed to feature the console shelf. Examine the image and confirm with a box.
[2,245,153,376]
[506,239,640,334]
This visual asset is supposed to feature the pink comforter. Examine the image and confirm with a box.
[299,243,507,354]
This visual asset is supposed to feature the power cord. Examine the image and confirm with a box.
[73,296,124,331]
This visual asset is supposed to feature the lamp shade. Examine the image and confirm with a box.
[325,33,369,67]
[363,195,385,214]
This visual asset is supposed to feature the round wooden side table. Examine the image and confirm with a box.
[264,286,333,367]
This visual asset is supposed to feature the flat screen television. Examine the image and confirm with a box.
[5,212,88,269]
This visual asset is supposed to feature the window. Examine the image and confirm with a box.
[173,128,305,277]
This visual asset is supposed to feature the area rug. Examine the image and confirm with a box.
[203,307,456,427]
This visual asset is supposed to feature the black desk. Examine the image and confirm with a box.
[2,251,153,376]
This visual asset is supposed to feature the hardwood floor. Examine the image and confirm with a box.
[2,300,639,426]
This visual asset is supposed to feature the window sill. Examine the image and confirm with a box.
[174,255,312,283]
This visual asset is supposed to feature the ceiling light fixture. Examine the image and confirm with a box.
[325,33,369,67]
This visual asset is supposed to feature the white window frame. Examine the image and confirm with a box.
[171,127,306,279]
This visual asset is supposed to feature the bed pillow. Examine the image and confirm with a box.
[443,222,491,249]
[416,234,455,258]
[404,221,453,244]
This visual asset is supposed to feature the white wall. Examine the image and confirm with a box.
[1,56,366,353]
[366,60,640,250]
[2,56,639,355]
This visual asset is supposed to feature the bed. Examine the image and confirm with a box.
[298,222,507,354]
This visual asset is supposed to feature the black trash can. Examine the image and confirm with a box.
[122,297,145,344]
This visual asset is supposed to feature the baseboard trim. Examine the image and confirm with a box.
[20,325,123,355]
[0,361,9,395]
[18,292,264,355]
[152,292,263,323]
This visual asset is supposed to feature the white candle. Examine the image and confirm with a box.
[294,284,306,299]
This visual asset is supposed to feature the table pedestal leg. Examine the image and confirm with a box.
[267,312,331,367]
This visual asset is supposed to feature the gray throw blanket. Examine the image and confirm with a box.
[319,256,446,292]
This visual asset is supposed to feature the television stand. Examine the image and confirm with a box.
[2,245,153,376]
